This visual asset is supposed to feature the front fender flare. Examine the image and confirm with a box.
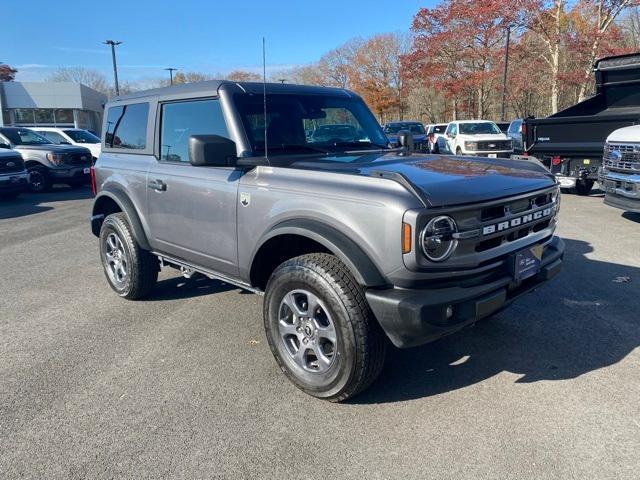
[252,218,388,288]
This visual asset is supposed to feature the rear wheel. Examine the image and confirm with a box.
[263,253,386,402]
[99,212,158,300]
[575,179,594,196]
[27,166,51,193]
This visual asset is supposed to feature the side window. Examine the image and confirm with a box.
[105,102,149,150]
[159,99,229,163]
[40,131,67,144]
[508,121,520,134]
[448,123,457,136]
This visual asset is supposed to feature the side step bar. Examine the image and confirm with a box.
[154,252,264,296]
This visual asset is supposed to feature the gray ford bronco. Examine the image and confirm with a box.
[90,81,564,401]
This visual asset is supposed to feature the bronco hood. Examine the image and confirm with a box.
[292,152,556,207]
[362,154,555,207]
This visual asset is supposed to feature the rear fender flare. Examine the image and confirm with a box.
[92,189,151,250]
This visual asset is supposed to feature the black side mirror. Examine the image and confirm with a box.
[0,143,11,149]
[397,129,414,153]
[189,135,237,167]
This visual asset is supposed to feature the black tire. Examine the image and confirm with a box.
[263,253,386,402]
[575,179,594,196]
[27,166,51,193]
[99,212,158,300]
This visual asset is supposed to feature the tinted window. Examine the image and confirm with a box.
[384,123,425,134]
[432,124,447,134]
[105,103,149,150]
[458,122,501,135]
[63,129,100,144]
[508,120,522,133]
[0,128,52,146]
[160,99,229,163]
[38,131,67,144]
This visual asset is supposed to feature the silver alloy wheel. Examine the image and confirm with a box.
[278,289,337,373]
[104,232,128,288]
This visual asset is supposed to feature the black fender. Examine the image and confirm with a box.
[252,218,388,288]
[91,188,151,250]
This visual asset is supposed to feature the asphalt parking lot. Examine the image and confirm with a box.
[1,186,639,479]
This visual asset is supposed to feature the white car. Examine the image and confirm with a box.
[599,124,640,212]
[437,120,513,158]
[33,127,101,159]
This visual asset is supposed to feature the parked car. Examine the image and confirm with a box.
[383,121,428,151]
[524,53,640,195]
[310,124,358,143]
[90,80,563,401]
[507,119,524,154]
[599,125,640,212]
[426,123,448,153]
[0,127,93,192]
[0,148,29,199]
[437,120,513,157]
[33,127,101,160]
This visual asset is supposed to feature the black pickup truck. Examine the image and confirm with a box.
[524,53,640,195]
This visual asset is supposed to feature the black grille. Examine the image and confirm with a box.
[63,152,92,166]
[0,156,25,174]
[476,140,511,151]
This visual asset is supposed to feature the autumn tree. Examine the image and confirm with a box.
[227,70,261,81]
[0,64,18,81]
[46,67,110,95]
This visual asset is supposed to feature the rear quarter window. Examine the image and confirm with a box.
[104,102,149,150]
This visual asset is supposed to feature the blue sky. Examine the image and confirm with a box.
[3,0,429,83]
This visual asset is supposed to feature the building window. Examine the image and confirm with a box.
[54,109,74,124]
[34,109,54,124]
[14,109,35,124]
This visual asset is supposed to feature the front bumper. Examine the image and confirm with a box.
[50,166,91,180]
[0,171,29,193]
[466,150,512,158]
[599,169,640,212]
[366,236,564,348]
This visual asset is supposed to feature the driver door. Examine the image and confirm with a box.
[145,98,240,277]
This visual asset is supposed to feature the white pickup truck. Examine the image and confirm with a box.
[436,120,513,158]
[599,125,640,213]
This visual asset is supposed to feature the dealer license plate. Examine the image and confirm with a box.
[510,244,543,281]
[488,153,497,158]
[83,167,90,174]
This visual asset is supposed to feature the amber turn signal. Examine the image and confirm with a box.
[402,222,412,254]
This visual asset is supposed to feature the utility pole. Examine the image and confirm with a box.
[500,25,511,122]
[104,40,122,96]
[165,67,177,85]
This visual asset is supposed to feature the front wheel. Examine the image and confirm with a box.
[99,212,158,300]
[27,166,51,193]
[263,253,386,402]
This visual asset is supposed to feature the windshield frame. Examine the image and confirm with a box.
[233,92,389,157]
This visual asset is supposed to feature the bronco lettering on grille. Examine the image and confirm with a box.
[482,207,552,236]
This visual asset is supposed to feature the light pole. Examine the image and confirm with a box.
[500,25,511,122]
[165,67,177,85]
[104,40,122,96]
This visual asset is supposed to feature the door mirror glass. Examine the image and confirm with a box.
[189,135,237,167]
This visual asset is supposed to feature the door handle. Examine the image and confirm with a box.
[148,179,167,191]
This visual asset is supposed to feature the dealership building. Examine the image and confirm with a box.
[0,81,107,134]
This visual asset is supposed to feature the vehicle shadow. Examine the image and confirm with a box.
[622,212,640,224]
[146,274,240,301]
[351,237,640,404]
[0,186,92,220]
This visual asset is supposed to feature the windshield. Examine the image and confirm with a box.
[234,93,388,154]
[458,122,502,135]
[0,128,53,146]
[384,123,425,135]
[431,124,447,134]
[63,129,100,144]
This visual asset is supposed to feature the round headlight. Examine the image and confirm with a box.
[420,215,458,262]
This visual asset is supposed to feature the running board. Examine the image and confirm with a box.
[154,253,264,296]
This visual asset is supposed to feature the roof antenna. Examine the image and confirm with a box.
[262,36,269,161]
